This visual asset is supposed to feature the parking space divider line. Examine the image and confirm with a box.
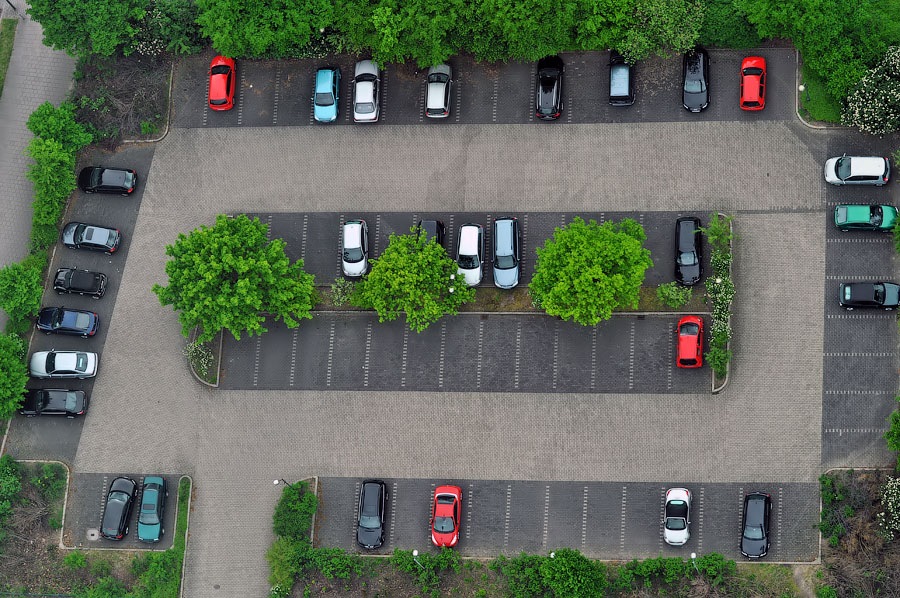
[581,486,588,551]
[627,321,636,390]
[363,321,372,388]
[265,215,272,240]
[590,328,597,391]
[658,487,665,553]
[389,482,397,547]
[438,321,446,388]
[465,483,474,541]
[514,322,522,390]
[454,81,461,123]
[326,321,335,388]
[237,69,245,126]
[824,427,888,435]
[552,325,559,390]
[374,214,382,256]
[491,76,498,123]
[477,319,484,390]
[503,485,512,554]
[667,322,674,391]
[252,335,261,388]
[824,389,893,395]
[738,486,744,534]
[289,328,298,388]
[823,352,894,357]
[300,214,308,260]
[619,486,627,555]
[697,486,704,553]
[776,487,783,555]
[825,274,894,280]
[351,481,361,547]
[337,214,345,275]
[272,66,280,125]
[521,214,529,279]
[381,66,388,121]
[542,486,550,549]
[400,327,409,388]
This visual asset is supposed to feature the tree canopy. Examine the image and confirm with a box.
[352,229,476,332]
[153,214,316,342]
[529,217,653,326]
[27,0,145,58]
[0,334,28,419]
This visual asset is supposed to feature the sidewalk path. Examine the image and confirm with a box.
[0,0,74,329]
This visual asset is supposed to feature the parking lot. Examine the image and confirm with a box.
[317,477,819,561]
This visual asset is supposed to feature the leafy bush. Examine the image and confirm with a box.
[391,548,461,593]
[0,250,47,331]
[884,397,900,467]
[701,213,733,253]
[30,462,67,500]
[694,552,736,586]
[0,334,28,418]
[0,456,21,531]
[128,0,203,56]
[26,101,93,151]
[490,553,549,598]
[876,476,900,538]
[183,340,214,378]
[842,46,900,135]
[266,537,301,594]
[656,281,691,309]
[272,481,317,541]
[698,0,761,48]
[540,548,608,597]
[30,222,60,252]
[64,550,88,570]
[330,277,356,307]
[303,545,363,580]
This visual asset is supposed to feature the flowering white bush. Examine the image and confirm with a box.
[842,46,900,136]
[876,476,900,538]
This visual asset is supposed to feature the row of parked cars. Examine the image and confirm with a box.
[358,480,772,558]
[100,476,168,543]
[206,49,768,122]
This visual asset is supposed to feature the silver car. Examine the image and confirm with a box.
[491,217,520,289]
[824,154,890,186]
[425,64,452,118]
[456,224,484,286]
[29,350,98,379]
[353,60,380,123]
[341,220,369,277]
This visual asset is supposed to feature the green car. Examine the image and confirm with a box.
[834,204,898,232]
[137,476,167,543]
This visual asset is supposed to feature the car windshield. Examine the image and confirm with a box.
[684,78,705,93]
[76,353,88,371]
[45,353,56,371]
[433,516,455,533]
[743,67,763,75]
[429,73,449,83]
[74,224,87,242]
[666,517,687,530]
[359,513,380,529]
[871,206,883,225]
[64,392,79,411]
[836,157,851,180]
[495,254,516,269]
[743,524,765,540]
[344,247,364,263]
[315,92,334,106]
[356,101,375,114]
[458,254,479,269]
[678,251,698,266]
[875,284,886,302]
[211,65,230,75]
[679,323,699,336]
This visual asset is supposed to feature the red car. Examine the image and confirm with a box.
[208,56,236,111]
[430,485,462,547]
[739,56,766,111]
[676,315,703,369]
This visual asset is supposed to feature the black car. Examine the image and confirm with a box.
[675,217,703,286]
[78,166,137,195]
[101,476,137,540]
[20,389,88,418]
[682,48,709,112]
[54,267,107,299]
[36,306,99,337]
[535,56,564,120]
[417,219,446,248]
[62,222,121,254]
[741,492,771,558]
[839,282,900,310]
[357,479,387,549]
[608,51,635,106]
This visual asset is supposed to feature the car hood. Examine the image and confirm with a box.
[315,102,338,122]
[885,283,900,307]
[342,258,367,277]
[493,265,519,289]
[36,309,57,329]
[357,525,382,548]
[458,265,482,286]
[77,168,95,190]
[741,536,767,557]
[683,90,708,111]
[664,526,689,545]
[61,223,79,245]
[138,521,161,541]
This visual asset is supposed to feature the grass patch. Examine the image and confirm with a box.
[0,19,16,101]
[799,64,842,123]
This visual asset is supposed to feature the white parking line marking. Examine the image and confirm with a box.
[363,321,372,388]
[417,80,424,123]
[619,486,627,554]
[521,213,529,278]
[627,321,636,390]
[552,325,559,390]
[658,487,665,553]
[272,66,281,125]
[252,334,262,387]
[438,321,446,388]
[503,484,512,553]
[566,97,573,123]
[581,486,588,550]
[514,322,522,390]
[289,328,298,388]
[491,76,499,123]
[738,486,744,534]
[381,66,388,121]
[265,215,273,240]
[667,322,674,391]
[826,313,895,320]
[202,78,210,127]
[337,214,345,275]
[326,321,335,388]
[824,389,893,395]
[590,327,598,391]
[827,237,892,244]
[389,482,398,547]
[775,487,783,554]
[825,274,894,280]
[465,483,474,541]
[824,427,888,435]
[477,319,484,390]
[542,485,550,549]
[300,214,308,260]
[454,81,461,123]
[400,327,409,388]
[237,70,245,126]
[374,214,382,255]
[697,486,704,552]
[823,352,895,357]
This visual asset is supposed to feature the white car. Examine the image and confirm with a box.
[341,220,369,277]
[425,64,452,118]
[456,224,484,286]
[824,154,890,186]
[352,60,380,123]
[29,350,98,379]
[663,487,691,546]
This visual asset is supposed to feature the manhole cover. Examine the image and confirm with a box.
[86,528,100,541]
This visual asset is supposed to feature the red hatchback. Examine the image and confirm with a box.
[208,56,236,111]
[430,485,462,547]
[676,316,704,369]
[739,56,766,111]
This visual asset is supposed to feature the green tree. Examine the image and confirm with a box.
[196,0,334,58]
[129,0,204,56]
[26,137,77,230]
[539,548,608,597]
[842,46,900,135]
[697,0,761,48]
[530,217,653,326]
[26,0,146,58]
[618,0,704,62]
[152,214,316,343]
[463,0,577,61]
[26,102,93,152]
[0,252,46,327]
[574,0,630,52]
[0,335,28,420]
[885,397,900,454]
[353,229,476,332]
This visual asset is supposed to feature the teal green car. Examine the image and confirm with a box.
[834,204,898,232]
[137,476,167,543]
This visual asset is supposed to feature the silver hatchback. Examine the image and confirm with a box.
[425,65,452,118]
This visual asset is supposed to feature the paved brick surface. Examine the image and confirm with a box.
[0,2,75,329]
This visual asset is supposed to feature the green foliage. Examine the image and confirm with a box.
[153,214,317,343]
[694,552,736,586]
[391,548,461,593]
[539,548,608,597]
[128,549,183,597]
[876,476,900,538]
[75,575,127,598]
[0,334,27,419]
[490,553,551,598]
[618,0,704,62]
[272,481,317,541]
[183,340,214,379]
[0,456,21,533]
[30,462,67,501]
[26,101,93,151]
[530,217,653,326]
[799,64,843,123]
[705,341,732,379]
[301,545,363,580]
[196,0,334,58]
[701,213,733,254]
[129,0,203,56]
[816,585,839,598]
[656,281,691,309]
[842,46,900,135]
[818,472,870,546]
[267,537,302,592]
[26,137,77,223]
[63,550,88,570]
[894,218,900,255]
[0,251,46,329]
[0,20,16,99]
[30,223,60,252]
[26,0,146,58]
[353,229,476,332]
[698,0,761,48]
[329,277,356,306]
[884,396,900,455]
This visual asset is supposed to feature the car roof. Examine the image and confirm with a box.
[315,68,335,90]
[839,204,874,222]
[494,218,515,249]
[343,221,363,248]
[459,224,481,251]
[847,156,887,176]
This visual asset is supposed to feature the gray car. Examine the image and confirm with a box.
[29,350,98,379]
[824,155,890,186]
[425,64,452,118]
[492,217,520,289]
[353,60,380,123]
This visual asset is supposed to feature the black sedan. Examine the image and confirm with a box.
[535,55,564,120]
[54,267,107,299]
[741,492,771,558]
[357,479,387,550]
[839,282,900,310]
[62,222,121,254]
[78,166,137,195]
[36,306,99,337]
[100,476,137,540]
[682,48,709,112]
[675,217,703,286]
[20,389,88,418]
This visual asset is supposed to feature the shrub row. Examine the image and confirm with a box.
[702,213,734,379]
